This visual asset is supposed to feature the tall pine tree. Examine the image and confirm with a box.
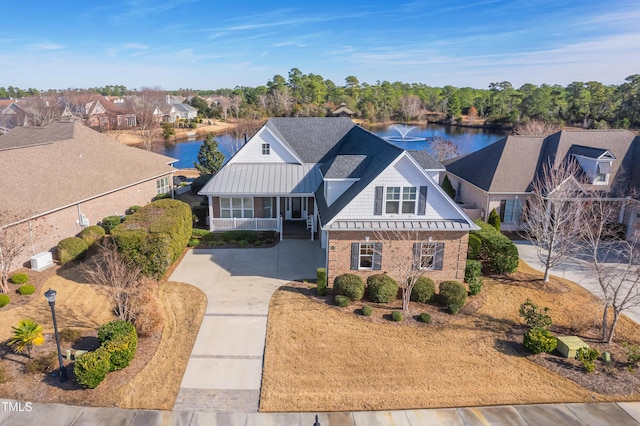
[194,133,224,175]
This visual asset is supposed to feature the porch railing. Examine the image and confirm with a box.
[210,217,281,232]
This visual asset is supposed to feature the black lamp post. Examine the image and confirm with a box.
[44,288,67,382]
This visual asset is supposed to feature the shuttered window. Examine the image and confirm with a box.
[413,242,444,270]
[351,242,382,270]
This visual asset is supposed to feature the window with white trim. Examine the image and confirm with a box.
[402,187,417,213]
[220,197,254,218]
[385,187,400,213]
[413,242,444,270]
[419,242,437,269]
[359,243,374,269]
[262,143,270,155]
[156,176,170,194]
[350,242,382,270]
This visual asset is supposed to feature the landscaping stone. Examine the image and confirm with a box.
[556,336,588,358]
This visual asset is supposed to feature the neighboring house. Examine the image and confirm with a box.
[166,95,198,120]
[332,103,355,118]
[0,121,176,268]
[199,117,479,284]
[64,93,137,129]
[444,130,640,237]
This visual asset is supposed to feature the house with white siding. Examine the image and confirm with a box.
[199,117,478,284]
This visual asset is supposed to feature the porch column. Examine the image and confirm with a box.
[208,195,214,231]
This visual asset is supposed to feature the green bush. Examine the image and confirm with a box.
[622,342,640,372]
[465,260,482,284]
[418,312,432,323]
[576,347,599,373]
[57,237,89,265]
[333,274,365,301]
[188,238,200,247]
[391,311,403,322]
[0,294,9,308]
[98,320,138,372]
[222,230,258,244]
[468,280,483,296]
[488,208,501,231]
[79,225,106,246]
[523,327,557,354]
[361,305,373,316]
[519,299,552,329]
[74,347,111,388]
[59,328,81,344]
[9,273,29,284]
[335,295,351,307]
[438,281,467,314]
[202,232,219,242]
[410,277,436,303]
[472,219,519,274]
[366,274,398,303]
[192,228,210,238]
[467,234,481,260]
[111,199,192,277]
[154,192,171,200]
[101,215,122,234]
[254,240,263,247]
[316,268,327,296]
[17,284,35,295]
[126,205,142,215]
[25,352,58,374]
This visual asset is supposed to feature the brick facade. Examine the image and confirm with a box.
[8,175,172,268]
[326,230,469,287]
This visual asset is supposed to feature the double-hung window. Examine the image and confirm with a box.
[385,187,400,213]
[402,187,417,213]
[350,242,382,270]
[220,197,254,218]
[413,242,444,270]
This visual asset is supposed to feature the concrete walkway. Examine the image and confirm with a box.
[168,240,325,412]
[515,241,640,324]
[3,399,640,425]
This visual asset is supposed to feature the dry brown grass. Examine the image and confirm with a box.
[0,262,206,409]
[260,262,640,412]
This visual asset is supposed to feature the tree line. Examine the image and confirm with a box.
[2,70,639,129]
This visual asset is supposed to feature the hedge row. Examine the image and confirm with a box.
[471,219,519,274]
[111,199,192,277]
[74,320,138,388]
[57,237,89,265]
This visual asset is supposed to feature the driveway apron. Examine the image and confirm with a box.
[168,240,324,412]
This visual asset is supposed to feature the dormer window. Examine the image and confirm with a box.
[262,143,270,155]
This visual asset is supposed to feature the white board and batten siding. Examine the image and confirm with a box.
[228,128,300,164]
[331,155,465,222]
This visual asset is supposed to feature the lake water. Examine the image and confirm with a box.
[148,124,506,169]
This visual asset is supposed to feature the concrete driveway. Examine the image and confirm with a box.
[168,240,324,412]
[515,241,640,324]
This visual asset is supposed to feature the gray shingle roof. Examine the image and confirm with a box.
[0,122,176,226]
[321,155,368,178]
[568,145,613,159]
[408,150,445,170]
[446,129,639,194]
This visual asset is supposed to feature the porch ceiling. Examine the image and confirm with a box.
[198,163,322,195]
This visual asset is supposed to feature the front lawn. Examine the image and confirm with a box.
[260,261,640,412]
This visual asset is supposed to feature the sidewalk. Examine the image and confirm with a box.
[514,241,640,324]
[3,399,640,425]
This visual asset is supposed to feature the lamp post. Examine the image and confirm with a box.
[44,288,67,382]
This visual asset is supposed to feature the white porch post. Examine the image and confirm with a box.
[207,195,214,231]
[279,215,283,240]
[310,197,315,241]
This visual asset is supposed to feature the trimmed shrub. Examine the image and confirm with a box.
[465,260,483,296]
[472,219,518,274]
[361,305,373,316]
[366,274,398,303]
[9,273,29,284]
[79,225,106,246]
[126,205,142,215]
[410,277,435,303]
[391,311,403,322]
[335,295,350,307]
[57,237,89,265]
[488,208,501,231]
[74,347,111,388]
[101,215,122,234]
[333,274,365,301]
[59,328,81,344]
[418,312,432,323]
[523,327,557,354]
[316,268,327,296]
[467,234,481,260]
[576,347,599,373]
[0,294,9,308]
[17,284,35,295]
[25,352,58,374]
[192,228,210,238]
[468,280,483,296]
[188,238,200,247]
[111,199,192,277]
[438,281,467,314]
[98,320,138,372]
[202,232,219,242]
[222,230,258,244]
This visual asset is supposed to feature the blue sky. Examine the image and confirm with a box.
[2,0,639,91]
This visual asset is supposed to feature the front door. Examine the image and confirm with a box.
[291,197,302,219]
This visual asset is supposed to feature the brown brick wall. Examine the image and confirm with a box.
[326,230,469,287]
[8,175,172,269]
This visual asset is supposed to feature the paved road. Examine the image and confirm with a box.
[3,399,640,425]
[515,240,640,324]
[168,240,325,412]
